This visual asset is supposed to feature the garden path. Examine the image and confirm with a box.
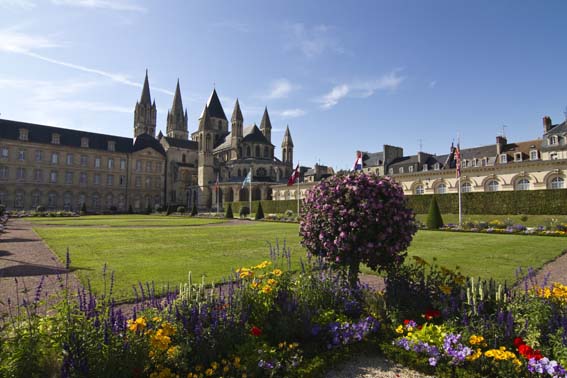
[325,354,434,378]
[0,219,81,316]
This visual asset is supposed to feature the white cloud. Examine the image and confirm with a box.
[51,0,146,12]
[317,71,405,109]
[319,84,349,109]
[266,79,298,99]
[0,28,173,95]
[0,0,36,9]
[284,22,345,58]
[278,108,306,118]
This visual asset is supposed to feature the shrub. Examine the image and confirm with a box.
[145,204,152,215]
[0,204,5,216]
[128,204,133,214]
[191,204,198,216]
[110,205,118,213]
[177,206,186,214]
[80,203,87,215]
[426,196,444,230]
[300,172,417,286]
[239,206,250,218]
[36,205,46,213]
[225,203,234,219]
[255,202,265,220]
[520,215,529,222]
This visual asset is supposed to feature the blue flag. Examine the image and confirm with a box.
[242,169,251,188]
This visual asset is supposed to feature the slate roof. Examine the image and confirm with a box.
[0,119,133,153]
[544,121,567,136]
[132,133,166,156]
[362,151,384,167]
[140,70,152,105]
[162,136,198,150]
[213,125,272,152]
[205,89,227,120]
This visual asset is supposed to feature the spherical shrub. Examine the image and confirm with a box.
[300,172,417,281]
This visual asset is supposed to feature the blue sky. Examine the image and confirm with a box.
[1,0,566,170]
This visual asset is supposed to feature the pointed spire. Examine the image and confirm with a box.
[140,69,152,105]
[206,88,227,120]
[282,125,294,147]
[171,79,184,114]
[260,107,272,130]
[199,105,211,130]
[231,99,243,122]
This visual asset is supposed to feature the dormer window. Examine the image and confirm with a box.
[408,166,414,173]
[108,141,116,152]
[550,152,558,160]
[422,164,428,171]
[19,128,29,141]
[399,167,404,174]
[514,152,522,162]
[472,159,478,167]
[549,136,558,145]
[51,133,60,145]
[481,158,487,167]
[530,150,538,160]
[389,168,394,175]
[81,137,89,148]
[500,154,507,164]
[433,163,440,170]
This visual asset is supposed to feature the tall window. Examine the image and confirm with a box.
[487,180,499,192]
[34,169,42,182]
[66,154,73,165]
[1,147,9,158]
[515,178,530,191]
[80,155,88,166]
[51,133,60,144]
[119,175,126,186]
[94,174,101,185]
[120,159,126,170]
[436,183,447,194]
[0,166,8,179]
[108,141,116,152]
[81,137,89,148]
[499,154,507,164]
[135,176,141,187]
[16,167,26,180]
[108,158,114,169]
[48,192,57,209]
[433,163,440,170]
[145,161,151,172]
[415,185,424,195]
[51,152,59,164]
[136,160,142,171]
[80,172,87,185]
[95,157,101,168]
[31,191,41,207]
[65,171,73,184]
[550,177,564,189]
[19,128,28,141]
[145,177,151,189]
[50,171,58,183]
[461,182,472,193]
[408,166,414,173]
[18,150,25,161]
[530,150,538,160]
[399,167,404,174]
[92,193,100,209]
[107,175,114,186]
[35,150,43,161]
[14,191,24,209]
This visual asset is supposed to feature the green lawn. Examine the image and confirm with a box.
[415,213,567,227]
[32,215,567,301]
[27,214,227,227]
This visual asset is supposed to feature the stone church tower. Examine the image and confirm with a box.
[230,99,243,160]
[197,105,215,207]
[166,80,188,140]
[134,70,157,138]
[282,125,294,166]
[260,107,272,144]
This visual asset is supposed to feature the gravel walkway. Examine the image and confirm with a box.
[0,219,80,317]
[325,354,434,378]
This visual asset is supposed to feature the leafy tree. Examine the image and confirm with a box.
[191,204,198,216]
[300,172,417,286]
[255,202,265,220]
[239,206,250,218]
[426,196,444,230]
[225,203,234,219]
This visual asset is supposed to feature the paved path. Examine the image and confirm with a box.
[0,219,80,317]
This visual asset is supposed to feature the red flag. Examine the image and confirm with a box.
[287,164,300,186]
[455,144,461,178]
[214,174,219,192]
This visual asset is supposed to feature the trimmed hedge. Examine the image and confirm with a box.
[406,189,567,215]
[228,189,567,216]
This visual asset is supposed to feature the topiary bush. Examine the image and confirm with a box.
[225,203,234,219]
[239,206,250,218]
[128,205,133,214]
[300,172,417,286]
[0,204,5,216]
[255,202,265,220]
[80,203,87,215]
[36,205,46,213]
[191,204,198,216]
[177,206,186,214]
[426,196,444,230]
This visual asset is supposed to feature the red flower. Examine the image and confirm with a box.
[403,319,410,325]
[250,326,262,337]
[424,309,441,320]
[513,337,524,347]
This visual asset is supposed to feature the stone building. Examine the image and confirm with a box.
[0,71,295,211]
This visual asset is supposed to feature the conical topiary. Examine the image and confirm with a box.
[128,204,133,214]
[225,203,234,219]
[191,203,198,216]
[255,202,265,220]
[80,202,87,215]
[426,196,444,230]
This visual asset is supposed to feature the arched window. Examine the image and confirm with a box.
[255,145,260,157]
[206,134,211,151]
[63,192,72,211]
[550,177,564,189]
[199,135,203,151]
[31,191,41,207]
[238,169,242,177]
[461,182,472,193]
[92,193,100,209]
[182,154,186,163]
[486,180,499,192]
[264,146,269,158]
[257,167,267,177]
[515,178,530,191]
[48,192,58,209]
[238,147,242,158]
[14,190,24,209]
[414,185,424,195]
[246,146,251,157]
[0,191,6,205]
[435,183,447,194]
[105,193,113,208]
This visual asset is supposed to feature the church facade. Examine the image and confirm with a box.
[0,72,295,211]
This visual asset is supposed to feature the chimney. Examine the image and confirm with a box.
[496,135,507,155]
[543,116,553,133]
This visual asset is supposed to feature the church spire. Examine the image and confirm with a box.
[198,105,211,131]
[282,125,294,147]
[281,125,294,165]
[166,79,188,139]
[231,98,243,123]
[260,106,272,143]
[140,69,152,105]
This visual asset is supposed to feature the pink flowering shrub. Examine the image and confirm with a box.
[300,172,417,283]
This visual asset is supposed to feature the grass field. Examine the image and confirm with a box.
[27,214,227,227]
[415,213,567,227]
[32,215,567,301]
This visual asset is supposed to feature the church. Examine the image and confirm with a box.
[0,71,295,212]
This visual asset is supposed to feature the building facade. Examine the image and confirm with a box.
[0,71,295,211]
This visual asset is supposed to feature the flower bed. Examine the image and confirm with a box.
[419,219,567,237]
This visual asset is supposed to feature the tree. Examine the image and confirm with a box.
[255,202,265,220]
[225,203,234,219]
[426,196,444,230]
[191,204,198,216]
[300,172,417,287]
[239,206,250,218]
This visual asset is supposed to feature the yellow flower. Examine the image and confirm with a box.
[395,325,404,334]
[161,322,176,337]
[439,285,452,295]
[205,368,214,376]
[167,346,179,359]
[150,329,172,350]
[261,285,272,294]
[466,348,482,361]
[469,335,485,346]
[267,278,277,286]
[272,269,283,276]
[211,361,218,370]
[223,366,229,373]
[128,317,147,332]
[195,365,203,372]
[251,281,260,289]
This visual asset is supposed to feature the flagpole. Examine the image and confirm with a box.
[249,168,252,219]
[457,134,462,227]
[216,173,219,215]
[297,164,300,217]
